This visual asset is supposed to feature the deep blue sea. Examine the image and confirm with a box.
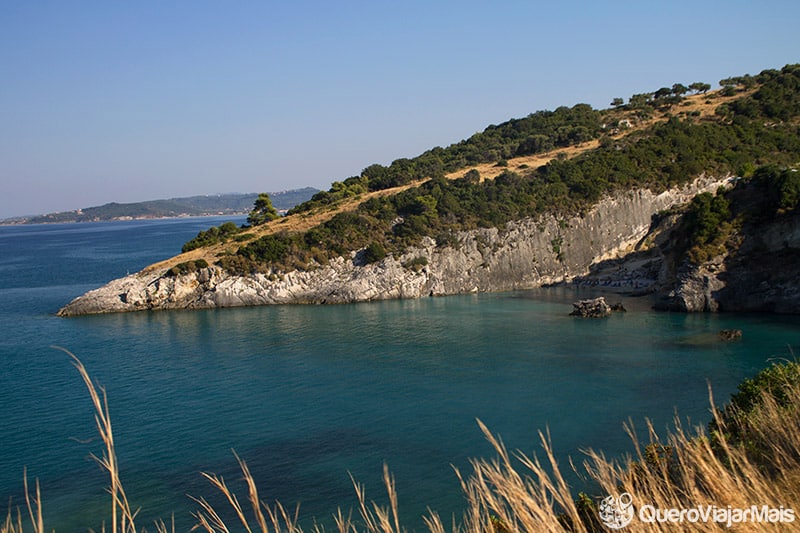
[1,218,798,531]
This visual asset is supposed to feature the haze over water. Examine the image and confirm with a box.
[1,218,798,530]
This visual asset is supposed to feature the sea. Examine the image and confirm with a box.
[0,217,798,531]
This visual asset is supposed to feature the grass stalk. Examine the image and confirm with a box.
[53,347,140,533]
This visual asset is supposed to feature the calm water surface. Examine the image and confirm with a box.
[1,218,798,530]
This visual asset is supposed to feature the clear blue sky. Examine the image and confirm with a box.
[1,1,798,218]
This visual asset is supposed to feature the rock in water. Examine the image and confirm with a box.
[570,297,612,318]
[718,329,743,341]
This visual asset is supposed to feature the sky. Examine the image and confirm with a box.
[1,1,798,218]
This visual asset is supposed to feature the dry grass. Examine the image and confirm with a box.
[2,348,175,533]
[5,354,799,532]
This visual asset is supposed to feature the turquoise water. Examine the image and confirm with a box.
[1,219,798,531]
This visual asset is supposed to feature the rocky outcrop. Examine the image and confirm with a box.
[657,258,727,312]
[570,297,612,318]
[656,208,800,313]
[58,177,729,316]
[569,297,627,317]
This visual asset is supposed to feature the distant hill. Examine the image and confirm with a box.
[4,188,319,224]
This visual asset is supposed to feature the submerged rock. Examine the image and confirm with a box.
[719,329,743,341]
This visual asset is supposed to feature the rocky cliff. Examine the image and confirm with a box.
[58,177,728,316]
[565,175,800,314]
[656,208,800,313]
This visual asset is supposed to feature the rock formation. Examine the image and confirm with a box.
[58,177,729,316]
[656,201,800,313]
[569,297,612,318]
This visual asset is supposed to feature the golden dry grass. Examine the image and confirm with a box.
[4,353,800,532]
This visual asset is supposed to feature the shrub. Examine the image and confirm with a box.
[402,256,428,272]
[165,259,209,277]
[463,169,481,183]
[728,361,800,413]
[233,232,256,242]
[182,222,242,252]
[362,242,387,264]
[709,361,800,470]
[684,190,733,264]
[216,254,265,275]
[238,233,292,264]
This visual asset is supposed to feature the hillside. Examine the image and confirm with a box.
[156,81,761,271]
[3,188,318,225]
[59,64,800,315]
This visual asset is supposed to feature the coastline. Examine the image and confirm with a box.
[58,177,730,316]
[0,212,251,226]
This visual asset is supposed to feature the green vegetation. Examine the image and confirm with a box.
[752,165,800,213]
[676,163,800,264]
[551,237,564,261]
[165,259,209,277]
[683,189,733,264]
[293,177,369,210]
[708,361,800,475]
[182,221,242,253]
[7,354,799,532]
[362,241,387,264]
[238,233,291,264]
[182,192,303,254]
[715,361,800,426]
[179,65,800,277]
[247,193,280,226]
[621,79,711,116]
[402,256,428,272]
[287,103,605,215]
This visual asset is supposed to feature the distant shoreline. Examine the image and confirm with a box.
[0,188,318,226]
[0,212,251,226]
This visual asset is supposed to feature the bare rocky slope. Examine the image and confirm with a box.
[58,177,727,315]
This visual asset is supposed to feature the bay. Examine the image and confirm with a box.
[0,218,798,531]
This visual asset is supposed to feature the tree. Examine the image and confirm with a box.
[629,93,653,108]
[654,87,673,99]
[247,193,280,226]
[720,75,755,90]
[689,82,711,94]
[463,169,481,184]
[611,97,624,107]
[671,83,688,96]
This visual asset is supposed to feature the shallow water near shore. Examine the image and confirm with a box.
[1,219,799,530]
